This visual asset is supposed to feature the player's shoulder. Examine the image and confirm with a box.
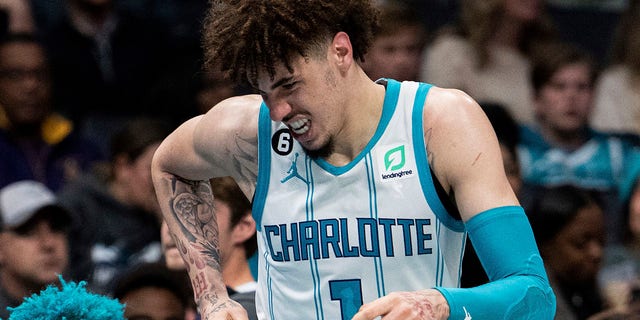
[199,94,262,128]
[424,86,481,124]
[208,94,263,116]
[192,94,263,146]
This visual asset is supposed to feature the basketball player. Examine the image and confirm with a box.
[151,1,556,319]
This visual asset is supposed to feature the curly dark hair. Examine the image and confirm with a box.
[202,0,379,87]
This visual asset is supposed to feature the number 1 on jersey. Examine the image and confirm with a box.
[329,279,363,320]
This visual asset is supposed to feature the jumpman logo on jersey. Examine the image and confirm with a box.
[281,152,308,184]
[463,306,472,320]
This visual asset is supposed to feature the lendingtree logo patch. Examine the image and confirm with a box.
[379,144,414,181]
[384,145,405,171]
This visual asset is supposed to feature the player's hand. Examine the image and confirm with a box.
[351,289,450,320]
[200,298,250,320]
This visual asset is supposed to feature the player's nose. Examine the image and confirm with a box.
[268,98,293,122]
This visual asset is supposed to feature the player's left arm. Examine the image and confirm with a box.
[353,87,556,320]
[426,87,555,320]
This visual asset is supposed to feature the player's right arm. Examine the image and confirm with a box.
[151,95,262,319]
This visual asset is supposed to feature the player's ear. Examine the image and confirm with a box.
[330,31,354,72]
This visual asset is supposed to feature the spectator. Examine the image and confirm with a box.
[0,32,103,192]
[58,117,171,294]
[160,222,198,320]
[112,263,191,320]
[161,176,258,320]
[526,185,604,318]
[0,0,34,33]
[0,180,71,319]
[517,41,640,244]
[208,177,257,311]
[481,102,523,195]
[360,1,428,82]
[599,173,640,313]
[421,0,557,125]
[591,0,640,137]
[160,222,185,272]
[41,0,175,154]
[525,184,631,320]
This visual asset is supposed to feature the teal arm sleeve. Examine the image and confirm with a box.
[435,206,556,319]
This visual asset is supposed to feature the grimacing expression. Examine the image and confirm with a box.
[256,54,345,156]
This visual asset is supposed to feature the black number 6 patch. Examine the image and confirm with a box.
[272,128,293,156]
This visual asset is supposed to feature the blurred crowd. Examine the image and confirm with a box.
[0,0,640,319]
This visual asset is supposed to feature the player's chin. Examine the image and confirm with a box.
[303,143,333,159]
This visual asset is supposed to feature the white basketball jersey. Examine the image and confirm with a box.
[252,79,466,320]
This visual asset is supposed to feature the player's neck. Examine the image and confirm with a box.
[326,73,386,165]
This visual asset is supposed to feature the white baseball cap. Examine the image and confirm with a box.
[0,180,68,229]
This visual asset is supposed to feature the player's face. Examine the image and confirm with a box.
[535,62,593,135]
[543,203,604,286]
[256,55,345,156]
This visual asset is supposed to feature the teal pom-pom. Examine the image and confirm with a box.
[5,275,125,320]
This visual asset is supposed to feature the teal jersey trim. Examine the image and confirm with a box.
[411,83,465,232]
[253,102,272,232]
[365,152,385,297]
[314,79,400,175]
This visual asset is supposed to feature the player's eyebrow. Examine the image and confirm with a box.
[270,75,295,91]
[255,75,295,96]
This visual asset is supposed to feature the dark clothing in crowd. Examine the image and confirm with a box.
[0,120,102,192]
[58,175,161,294]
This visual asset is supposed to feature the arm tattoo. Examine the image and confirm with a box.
[201,300,240,320]
[168,176,222,272]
